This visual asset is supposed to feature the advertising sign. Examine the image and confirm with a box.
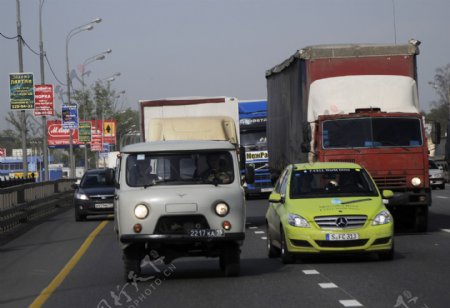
[34,84,54,116]
[0,148,6,157]
[90,123,103,151]
[78,121,92,143]
[47,120,79,146]
[9,73,35,110]
[62,104,78,129]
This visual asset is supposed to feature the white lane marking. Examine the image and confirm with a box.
[303,269,319,275]
[249,226,258,229]
[339,299,363,307]
[254,231,265,234]
[442,229,450,233]
[435,196,449,199]
[319,282,338,289]
[261,236,267,240]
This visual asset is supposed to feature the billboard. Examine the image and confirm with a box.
[9,73,35,110]
[34,84,54,116]
[61,104,78,129]
[47,120,116,146]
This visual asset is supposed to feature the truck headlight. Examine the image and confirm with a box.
[215,202,229,217]
[372,210,392,225]
[287,213,310,228]
[134,204,149,219]
[411,177,421,186]
[75,193,89,200]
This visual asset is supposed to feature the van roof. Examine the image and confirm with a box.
[121,140,235,153]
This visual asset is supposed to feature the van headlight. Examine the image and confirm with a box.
[372,210,392,225]
[215,202,229,217]
[411,177,421,186]
[287,213,310,228]
[134,204,149,219]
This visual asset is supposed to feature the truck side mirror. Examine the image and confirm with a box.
[431,121,441,145]
[105,168,115,185]
[245,164,255,184]
[301,123,312,153]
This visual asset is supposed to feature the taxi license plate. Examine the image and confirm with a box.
[326,233,359,241]
[190,229,225,237]
[95,203,113,209]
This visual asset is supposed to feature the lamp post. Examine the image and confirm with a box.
[80,49,112,171]
[65,17,102,178]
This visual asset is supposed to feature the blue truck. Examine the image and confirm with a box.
[238,99,273,196]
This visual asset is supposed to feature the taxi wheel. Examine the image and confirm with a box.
[123,247,142,282]
[267,224,280,258]
[280,228,295,264]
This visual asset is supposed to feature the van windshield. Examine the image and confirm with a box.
[126,151,234,187]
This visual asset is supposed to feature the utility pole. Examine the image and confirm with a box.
[16,0,28,177]
[39,0,49,181]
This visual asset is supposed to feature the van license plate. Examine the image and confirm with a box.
[326,233,359,241]
[190,229,225,237]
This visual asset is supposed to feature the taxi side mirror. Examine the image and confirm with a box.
[269,192,284,203]
[382,190,394,199]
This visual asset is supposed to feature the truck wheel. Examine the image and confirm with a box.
[280,228,295,264]
[220,244,240,277]
[267,224,280,258]
[415,206,428,233]
[439,183,445,190]
[123,246,142,282]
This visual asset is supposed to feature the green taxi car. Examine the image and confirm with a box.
[266,162,394,263]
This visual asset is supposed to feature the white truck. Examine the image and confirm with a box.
[108,96,248,280]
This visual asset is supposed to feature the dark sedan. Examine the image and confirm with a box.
[73,168,115,221]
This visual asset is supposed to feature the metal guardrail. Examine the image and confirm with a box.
[0,179,75,236]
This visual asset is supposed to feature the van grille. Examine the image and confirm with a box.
[155,215,209,235]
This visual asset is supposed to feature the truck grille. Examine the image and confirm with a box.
[328,159,356,163]
[372,176,406,189]
[155,215,209,235]
[314,215,367,229]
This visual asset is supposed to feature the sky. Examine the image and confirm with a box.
[1,0,450,131]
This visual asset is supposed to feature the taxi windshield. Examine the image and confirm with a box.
[290,168,378,199]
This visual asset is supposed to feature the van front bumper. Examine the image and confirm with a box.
[120,232,245,244]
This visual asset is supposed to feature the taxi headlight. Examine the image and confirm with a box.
[134,204,149,219]
[215,202,229,217]
[372,210,392,225]
[287,213,310,228]
[411,177,421,186]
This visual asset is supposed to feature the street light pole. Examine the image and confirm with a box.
[81,49,112,172]
[65,17,102,178]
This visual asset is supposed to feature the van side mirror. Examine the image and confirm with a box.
[105,168,115,185]
[431,121,441,144]
[239,146,246,171]
[245,164,255,184]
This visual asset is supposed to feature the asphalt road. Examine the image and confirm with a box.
[1,185,449,308]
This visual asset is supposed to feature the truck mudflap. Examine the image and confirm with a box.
[383,189,431,207]
[120,232,245,243]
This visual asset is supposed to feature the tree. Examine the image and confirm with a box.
[426,64,450,135]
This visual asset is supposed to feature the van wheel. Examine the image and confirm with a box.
[123,246,142,282]
[280,228,295,264]
[220,244,240,277]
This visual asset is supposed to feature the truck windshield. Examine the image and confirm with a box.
[240,131,267,150]
[126,151,234,187]
[290,168,378,199]
[322,117,422,149]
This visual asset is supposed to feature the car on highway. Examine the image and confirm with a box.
[73,168,115,221]
[429,159,446,190]
[266,162,394,264]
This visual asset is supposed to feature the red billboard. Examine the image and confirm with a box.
[34,84,54,116]
[47,119,116,146]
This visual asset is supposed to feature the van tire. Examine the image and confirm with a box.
[220,244,240,277]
